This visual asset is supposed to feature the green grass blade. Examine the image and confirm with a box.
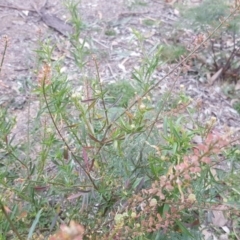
[27,209,43,240]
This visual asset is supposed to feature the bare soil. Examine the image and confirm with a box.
[1,0,239,127]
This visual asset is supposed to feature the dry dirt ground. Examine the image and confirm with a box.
[1,0,239,129]
[0,0,240,238]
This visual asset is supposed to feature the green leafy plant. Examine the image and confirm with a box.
[179,0,233,31]
[0,1,240,239]
[105,29,117,36]
[104,80,137,108]
[160,44,187,63]
[233,101,240,114]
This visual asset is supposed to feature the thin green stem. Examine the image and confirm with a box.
[93,56,109,126]
[0,199,23,240]
[41,74,108,202]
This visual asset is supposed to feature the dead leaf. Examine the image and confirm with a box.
[17,211,28,220]
[3,205,11,214]
[208,68,223,85]
[221,226,230,234]
[33,185,49,192]
[219,234,229,240]
[235,81,240,91]
[210,205,229,227]
[192,135,203,144]
[67,190,90,200]
[201,227,218,240]
[97,11,102,19]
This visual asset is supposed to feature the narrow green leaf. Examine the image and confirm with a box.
[163,117,168,135]
[172,142,178,154]
[162,203,170,216]
[27,209,43,240]
[175,219,194,238]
